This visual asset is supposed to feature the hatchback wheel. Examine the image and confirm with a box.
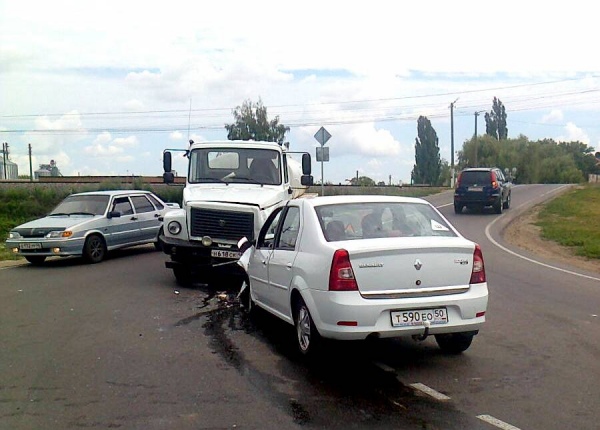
[454,202,463,214]
[294,297,320,356]
[493,197,503,214]
[83,234,106,264]
[25,255,46,265]
[435,332,474,354]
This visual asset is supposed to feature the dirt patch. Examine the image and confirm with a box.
[504,205,600,274]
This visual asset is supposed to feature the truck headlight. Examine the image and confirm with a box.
[168,221,182,235]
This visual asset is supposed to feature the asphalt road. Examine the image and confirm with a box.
[1,184,599,430]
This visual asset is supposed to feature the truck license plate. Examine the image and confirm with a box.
[211,250,241,259]
[390,308,448,327]
[20,243,42,250]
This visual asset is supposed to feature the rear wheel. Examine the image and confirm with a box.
[154,227,164,251]
[83,234,106,264]
[454,202,463,214]
[293,297,321,356]
[435,332,474,354]
[25,256,46,265]
[503,192,511,209]
[493,197,503,214]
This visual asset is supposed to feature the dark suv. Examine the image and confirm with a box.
[454,167,511,214]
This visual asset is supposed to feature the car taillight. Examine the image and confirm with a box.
[455,172,462,188]
[470,244,486,284]
[329,249,359,291]
[490,171,499,189]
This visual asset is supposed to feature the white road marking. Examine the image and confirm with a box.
[477,414,521,430]
[409,382,451,401]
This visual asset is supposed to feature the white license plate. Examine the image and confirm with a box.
[468,186,483,191]
[211,250,241,259]
[391,308,448,327]
[20,243,42,250]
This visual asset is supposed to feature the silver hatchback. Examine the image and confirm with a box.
[5,190,179,265]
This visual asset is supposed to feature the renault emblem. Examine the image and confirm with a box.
[414,259,422,270]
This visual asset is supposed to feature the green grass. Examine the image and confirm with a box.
[536,184,600,259]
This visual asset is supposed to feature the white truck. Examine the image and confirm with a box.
[160,140,313,285]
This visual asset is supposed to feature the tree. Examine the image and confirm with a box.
[348,176,376,186]
[224,98,289,144]
[484,97,508,140]
[411,116,441,185]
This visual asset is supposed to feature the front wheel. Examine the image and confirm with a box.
[25,255,46,265]
[435,332,475,354]
[173,266,192,286]
[293,297,321,356]
[83,234,106,264]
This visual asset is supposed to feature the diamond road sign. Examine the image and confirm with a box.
[314,126,331,146]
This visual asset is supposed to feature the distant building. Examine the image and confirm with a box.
[0,149,19,179]
[35,159,62,179]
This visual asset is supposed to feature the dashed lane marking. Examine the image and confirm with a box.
[409,382,451,401]
[477,414,522,430]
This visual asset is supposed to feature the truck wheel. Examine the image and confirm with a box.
[435,332,474,354]
[173,267,191,286]
[83,234,106,264]
[25,256,46,265]
[293,297,321,356]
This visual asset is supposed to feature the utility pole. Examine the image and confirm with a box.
[2,142,8,180]
[29,143,33,181]
[449,99,458,186]
[474,110,484,167]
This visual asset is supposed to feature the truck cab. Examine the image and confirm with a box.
[160,140,312,285]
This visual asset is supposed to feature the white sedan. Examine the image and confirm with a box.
[240,195,488,356]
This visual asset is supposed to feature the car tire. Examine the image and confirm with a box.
[154,228,164,251]
[293,296,321,356]
[435,332,474,354]
[454,202,463,214]
[493,198,503,214]
[25,255,46,265]
[83,234,106,264]
[238,278,255,314]
[503,192,511,210]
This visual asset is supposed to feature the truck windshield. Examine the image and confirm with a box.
[188,148,282,185]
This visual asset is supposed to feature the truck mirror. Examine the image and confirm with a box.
[301,175,313,186]
[163,172,175,184]
[163,151,172,173]
[302,153,311,175]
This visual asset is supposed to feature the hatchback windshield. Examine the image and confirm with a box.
[316,202,456,242]
[50,195,110,216]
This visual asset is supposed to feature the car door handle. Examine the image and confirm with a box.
[154,213,160,218]
[286,263,292,269]
[261,260,267,265]
[130,216,138,220]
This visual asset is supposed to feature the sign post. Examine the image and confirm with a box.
[314,127,331,196]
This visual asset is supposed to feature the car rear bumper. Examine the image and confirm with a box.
[303,283,488,340]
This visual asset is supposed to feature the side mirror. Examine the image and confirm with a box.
[301,175,313,186]
[163,172,175,184]
[302,153,311,175]
[163,151,172,173]
[107,211,121,219]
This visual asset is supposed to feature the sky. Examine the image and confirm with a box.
[1,0,600,185]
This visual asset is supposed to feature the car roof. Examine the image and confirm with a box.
[70,190,155,197]
[460,167,497,172]
[299,194,429,208]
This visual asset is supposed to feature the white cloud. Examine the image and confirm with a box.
[169,131,184,141]
[558,122,589,144]
[542,110,564,123]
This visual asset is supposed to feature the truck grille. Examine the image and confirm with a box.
[190,208,254,242]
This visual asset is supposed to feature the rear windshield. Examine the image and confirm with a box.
[315,202,457,242]
[460,171,491,186]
